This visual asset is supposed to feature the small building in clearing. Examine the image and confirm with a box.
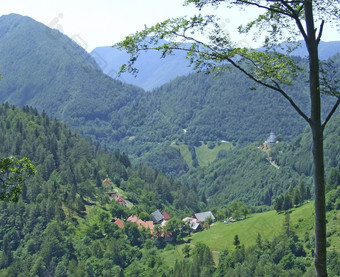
[266,131,277,144]
[194,211,215,223]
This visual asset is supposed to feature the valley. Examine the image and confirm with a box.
[0,7,340,277]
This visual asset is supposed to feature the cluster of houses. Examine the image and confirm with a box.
[102,178,216,238]
[111,210,171,232]
[103,178,128,207]
[112,209,216,239]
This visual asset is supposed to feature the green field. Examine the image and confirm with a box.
[171,142,193,166]
[188,202,314,252]
[195,142,233,167]
[161,201,340,267]
[171,141,234,167]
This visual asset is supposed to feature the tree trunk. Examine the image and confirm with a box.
[304,2,327,276]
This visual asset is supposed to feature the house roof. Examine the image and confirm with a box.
[266,131,276,144]
[126,215,154,231]
[114,195,126,206]
[161,211,171,221]
[194,211,215,222]
[189,221,200,230]
[138,220,154,231]
[113,218,124,229]
[151,210,164,223]
[107,192,117,198]
[182,217,200,230]
[103,178,112,185]
[127,215,139,223]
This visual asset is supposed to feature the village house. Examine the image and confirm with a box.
[194,211,215,223]
[102,178,113,190]
[151,210,164,224]
[265,131,278,145]
[114,194,127,207]
[107,191,117,199]
[161,211,171,221]
[127,215,154,232]
[182,217,201,232]
[112,218,125,229]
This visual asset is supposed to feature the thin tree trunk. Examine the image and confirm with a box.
[304,2,327,276]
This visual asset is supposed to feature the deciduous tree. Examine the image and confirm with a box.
[116,1,340,275]
[0,157,36,202]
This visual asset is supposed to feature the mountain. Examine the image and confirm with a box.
[277,40,340,60]
[1,14,339,177]
[90,45,192,90]
[0,13,144,132]
[91,41,340,90]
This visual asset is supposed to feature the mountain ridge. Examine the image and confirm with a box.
[91,40,340,90]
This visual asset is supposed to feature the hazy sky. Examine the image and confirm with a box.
[1,0,339,52]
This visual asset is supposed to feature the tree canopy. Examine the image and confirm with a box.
[0,152,36,203]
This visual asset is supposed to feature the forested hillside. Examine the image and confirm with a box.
[180,111,340,208]
[0,103,200,276]
[0,13,145,147]
[1,103,339,276]
[1,14,339,178]
[119,56,339,174]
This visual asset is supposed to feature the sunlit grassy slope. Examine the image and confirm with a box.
[171,141,234,167]
[162,201,339,267]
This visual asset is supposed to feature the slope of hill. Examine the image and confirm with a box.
[276,40,340,60]
[90,45,192,90]
[0,13,144,141]
[0,103,199,276]
[165,201,340,275]
[180,111,340,207]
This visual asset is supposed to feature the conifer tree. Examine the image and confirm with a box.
[233,234,241,249]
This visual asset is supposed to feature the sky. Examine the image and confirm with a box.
[1,0,340,52]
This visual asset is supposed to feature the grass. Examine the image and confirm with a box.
[188,201,315,252]
[171,141,234,168]
[161,202,340,268]
[171,141,193,166]
[159,244,185,268]
[195,142,233,167]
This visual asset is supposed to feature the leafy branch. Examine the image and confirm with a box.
[0,157,36,202]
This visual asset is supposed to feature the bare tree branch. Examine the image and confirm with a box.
[316,20,325,44]
[322,97,340,130]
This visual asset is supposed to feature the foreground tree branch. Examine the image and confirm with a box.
[0,157,36,202]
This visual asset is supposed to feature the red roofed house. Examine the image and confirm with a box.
[138,220,154,231]
[103,178,113,191]
[112,218,125,229]
[127,215,154,232]
[161,211,171,221]
[103,178,112,184]
[114,195,127,207]
[127,215,139,223]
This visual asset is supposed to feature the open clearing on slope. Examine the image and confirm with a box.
[162,201,340,267]
[171,141,234,167]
